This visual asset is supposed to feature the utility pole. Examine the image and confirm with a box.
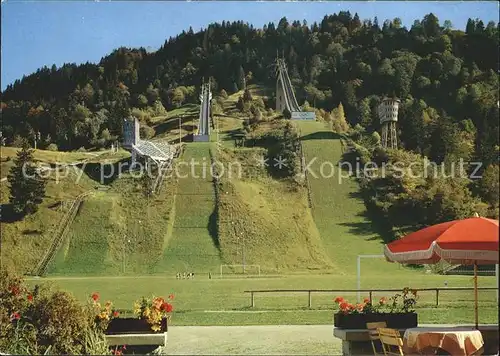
[122,235,126,274]
[179,115,182,144]
[216,115,220,153]
[34,131,40,150]
[241,232,245,274]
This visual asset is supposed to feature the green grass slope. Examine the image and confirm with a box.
[215,147,334,273]
[154,143,222,274]
[296,121,418,279]
[0,148,107,274]
[46,171,176,276]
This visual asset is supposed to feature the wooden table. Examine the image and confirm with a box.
[403,327,484,355]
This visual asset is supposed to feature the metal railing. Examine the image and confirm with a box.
[298,140,313,208]
[33,191,92,276]
[243,287,499,309]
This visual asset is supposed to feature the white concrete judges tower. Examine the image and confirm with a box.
[378,97,400,149]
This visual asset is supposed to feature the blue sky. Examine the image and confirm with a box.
[1,1,498,90]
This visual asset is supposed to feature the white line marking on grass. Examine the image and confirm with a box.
[204,310,272,313]
[202,310,328,313]
[24,275,285,281]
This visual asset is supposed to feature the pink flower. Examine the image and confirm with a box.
[10,286,20,296]
[10,312,21,321]
[339,301,349,311]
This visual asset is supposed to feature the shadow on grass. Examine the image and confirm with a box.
[169,133,194,144]
[0,204,23,222]
[404,264,426,270]
[79,157,131,185]
[300,131,342,141]
[22,229,42,235]
[222,128,246,143]
[341,149,361,168]
[208,208,220,250]
[337,190,397,244]
[154,115,198,136]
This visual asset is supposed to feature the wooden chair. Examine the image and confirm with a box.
[366,321,387,355]
[377,327,404,356]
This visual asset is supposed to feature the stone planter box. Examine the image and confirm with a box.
[334,312,417,329]
[105,317,168,335]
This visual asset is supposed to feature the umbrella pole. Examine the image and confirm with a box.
[474,262,478,329]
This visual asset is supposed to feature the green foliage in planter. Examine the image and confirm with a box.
[334,287,418,315]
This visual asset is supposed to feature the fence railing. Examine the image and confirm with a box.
[33,191,92,276]
[295,127,313,209]
[243,287,499,309]
[298,140,313,208]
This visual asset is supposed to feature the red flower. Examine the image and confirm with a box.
[379,297,388,305]
[122,345,127,350]
[91,292,99,302]
[165,303,173,313]
[334,296,344,304]
[168,293,175,300]
[10,312,21,321]
[363,298,370,304]
[113,311,120,317]
[10,286,20,296]
[27,294,34,302]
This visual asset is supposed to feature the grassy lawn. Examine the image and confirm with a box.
[26,273,498,325]
[1,146,93,164]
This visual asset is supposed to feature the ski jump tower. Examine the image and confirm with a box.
[377,97,400,149]
[275,56,315,120]
[194,79,212,142]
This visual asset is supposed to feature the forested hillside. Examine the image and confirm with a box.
[1,12,498,169]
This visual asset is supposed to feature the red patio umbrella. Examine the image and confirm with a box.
[383,216,499,328]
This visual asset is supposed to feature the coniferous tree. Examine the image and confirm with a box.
[237,66,246,90]
[8,141,46,215]
[141,167,155,198]
[243,88,253,102]
[283,108,291,120]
